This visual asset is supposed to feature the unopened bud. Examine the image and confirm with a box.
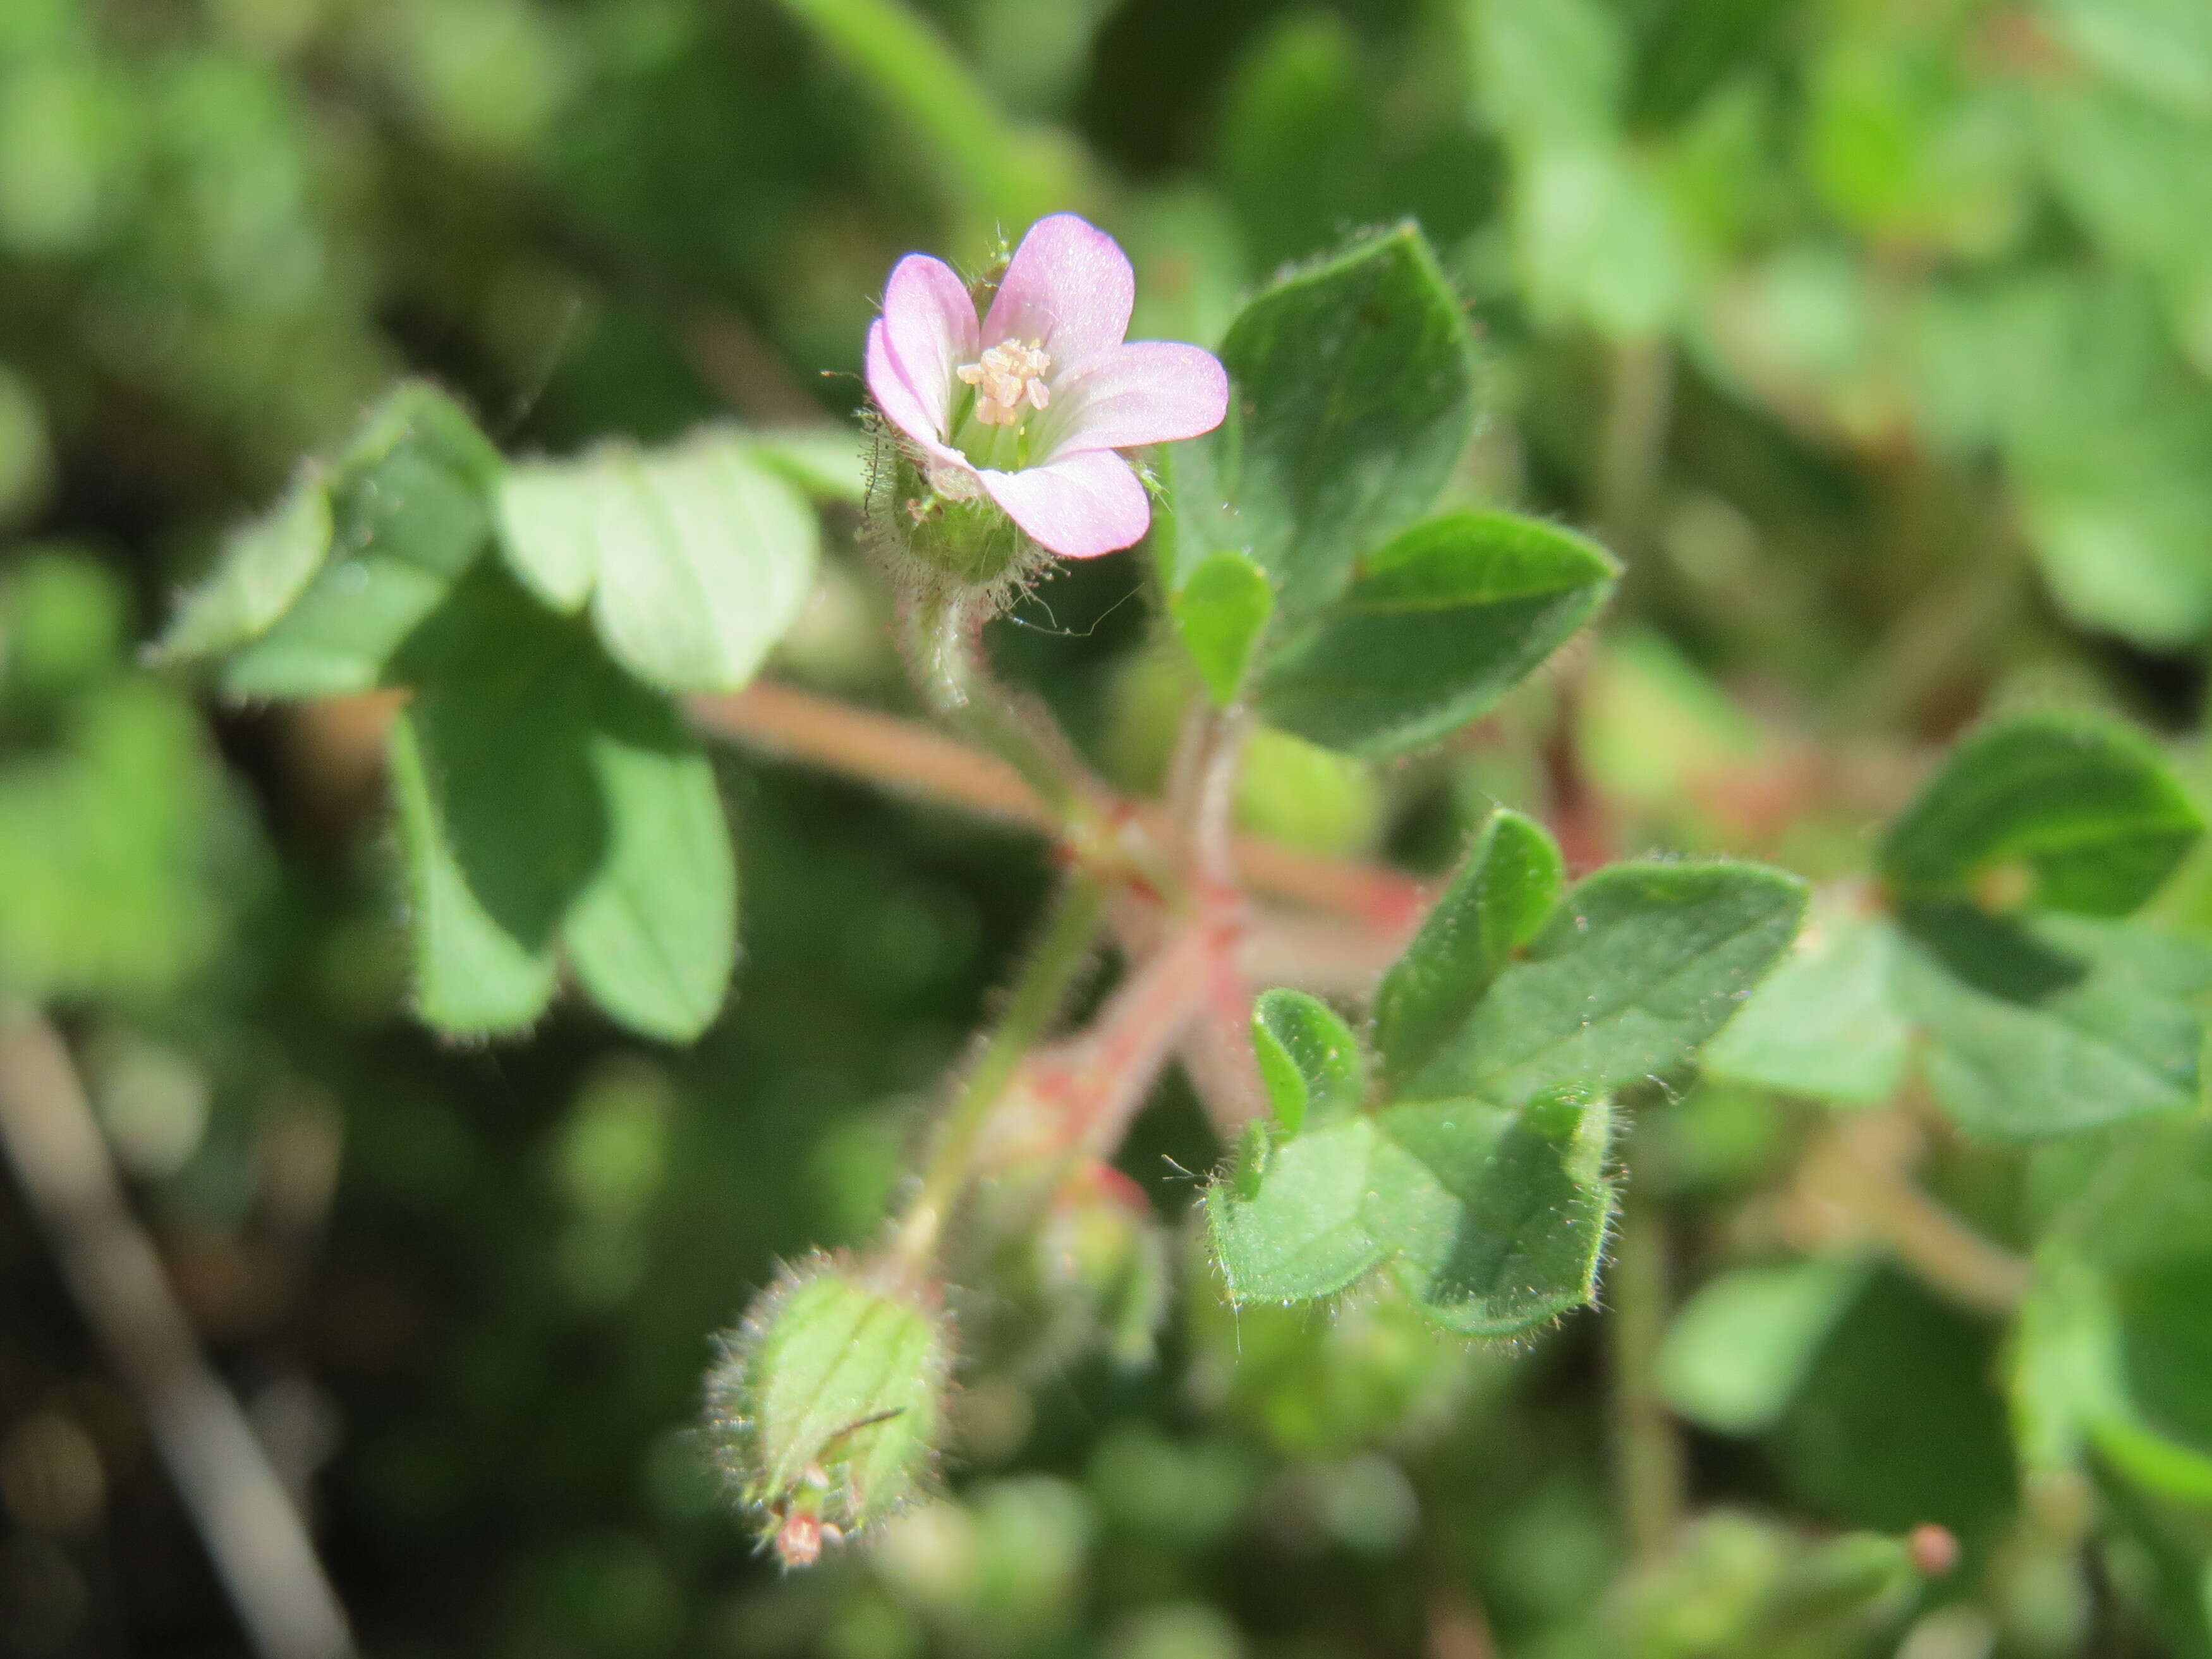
[705,1256,954,1567]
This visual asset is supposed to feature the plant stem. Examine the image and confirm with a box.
[1597,337,1674,564]
[688,679,1430,928]
[891,875,1110,1269]
[898,585,1097,824]
[1610,1150,1687,1565]
[0,1009,355,1659]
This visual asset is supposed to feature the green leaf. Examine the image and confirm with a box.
[1251,988,1364,1135]
[1257,511,1619,757]
[1881,712,2203,915]
[498,427,819,693]
[1172,550,1274,707]
[1375,809,1564,1090]
[1701,912,1912,1105]
[1895,903,2212,1139]
[388,705,561,1036]
[1168,226,1479,618]
[1404,860,1808,1105]
[746,426,868,504]
[157,468,333,660]
[561,678,738,1043]
[1207,1089,1615,1335]
[1657,1256,1870,1435]
[386,567,738,1042]
[222,382,503,698]
[495,459,600,612]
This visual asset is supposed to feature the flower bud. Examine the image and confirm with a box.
[706,1256,954,1567]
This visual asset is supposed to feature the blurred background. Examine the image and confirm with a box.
[3,0,2212,1653]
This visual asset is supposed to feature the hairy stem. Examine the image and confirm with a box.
[1610,1150,1687,1565]
[891,875,1110,1269]
[0,1009,355,1659]
[897,585,1102,827]
[688,679,1430,928]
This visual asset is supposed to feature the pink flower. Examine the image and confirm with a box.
[866,213,1229,559]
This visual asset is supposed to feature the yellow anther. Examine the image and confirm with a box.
[957,340,1052,427]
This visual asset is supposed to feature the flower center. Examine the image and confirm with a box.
[957,339,1052,428]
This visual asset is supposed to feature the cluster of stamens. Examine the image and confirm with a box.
[957,339,1052,427]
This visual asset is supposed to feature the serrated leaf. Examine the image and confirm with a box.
[1208,1089,1615,1335]
[1375,809,1564,1090]
[1172,550,1274,706]
[1251,988,1363,1135]
[1895,902,2212,1138]
[578,429,819,693]
[561,679,738,1043]
[222,382,503,698]
[1701,911,1912,1105]
[158,468,332,660]
[1881,711,2203,916]
[1404,860,1808,1105]
[1167,226,1478,617]
[1258,511,1619,756]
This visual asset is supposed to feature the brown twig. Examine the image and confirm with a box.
[0,1010,355,1659]
[688,680,1429,928]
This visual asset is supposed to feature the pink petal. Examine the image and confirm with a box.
[1042,341,1229,458]
[981,214,1133,373]
[866,319,945,451]
[875,253,979,438]
[978,449,1151,559]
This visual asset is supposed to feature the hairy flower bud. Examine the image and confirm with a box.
[706,1257,954,1567]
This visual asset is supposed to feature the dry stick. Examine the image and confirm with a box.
[0,1011,355,1659]
[688,681,1428,931]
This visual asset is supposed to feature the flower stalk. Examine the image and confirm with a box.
[890,872,1110,1272]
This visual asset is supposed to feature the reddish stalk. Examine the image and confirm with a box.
[688,680,1428,928]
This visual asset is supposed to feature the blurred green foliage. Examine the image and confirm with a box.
[7,0,2212,1655]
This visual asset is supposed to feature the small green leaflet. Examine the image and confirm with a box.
[1374,809,1564,1091]
[1165,224,1479,617]
[157,467,332,662]
[1251,988,1363,1135]
[1209,1090,1615,1335]
[497,427,820,694]
[1213,846,1802,1337]
[1895,904,2212,1139]
[220,382,505,698]
[1258,511,1619,757]
[1703,910,1912,1105]
[387,566,738,1043]
[1172,550,1274,706]
[1402,860,1808,1105]
[1881,710,2203,916]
